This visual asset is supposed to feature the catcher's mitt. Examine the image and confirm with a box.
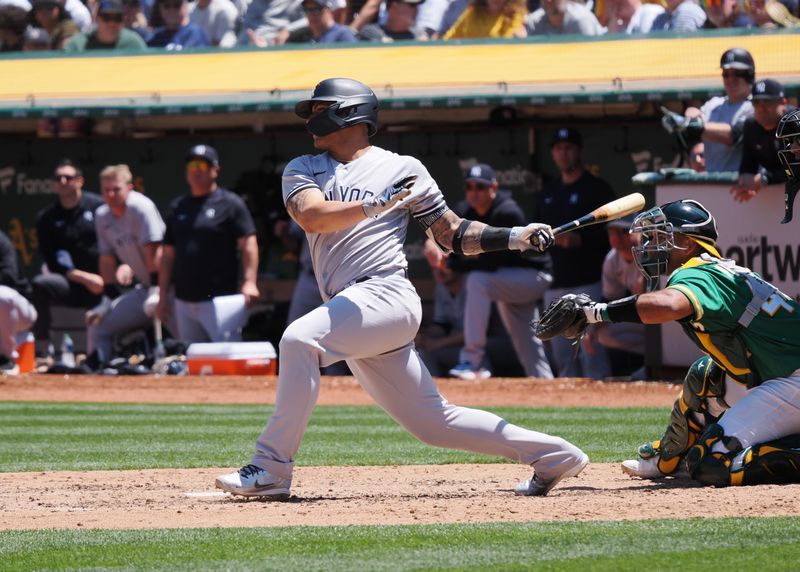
[532,293,593,341]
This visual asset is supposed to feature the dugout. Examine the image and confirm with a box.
[1,30,798,366]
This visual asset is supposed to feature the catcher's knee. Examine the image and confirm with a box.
[682,356,726,411]
[730,434,800,486]
[685,423,743,487]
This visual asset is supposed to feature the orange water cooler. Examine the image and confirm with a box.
[186,341,277,375]
[16,333,35,374]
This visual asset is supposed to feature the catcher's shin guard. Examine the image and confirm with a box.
[688,426,800,487]
[637,357,726,475]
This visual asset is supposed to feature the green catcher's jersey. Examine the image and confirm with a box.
[667,253,800,385]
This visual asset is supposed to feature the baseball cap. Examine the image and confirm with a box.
[97,0,124,12]
[607,214,635,230]
[751,79,785,101]
[185,144,219,165]
[465,163,496,185]
[550,127,583,148]
[304,0,336,9]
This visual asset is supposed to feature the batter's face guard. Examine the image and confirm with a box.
[776,108,800,182]
[295,78,379,138]
[630,200,718,290]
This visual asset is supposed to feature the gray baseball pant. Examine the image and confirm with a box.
[0,285,37,359]
[250,273,585,481]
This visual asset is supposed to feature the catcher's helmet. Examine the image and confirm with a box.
[295,78,379,138]
[630,199,719,290]
[776,108,800,182]
[720,48,755,83]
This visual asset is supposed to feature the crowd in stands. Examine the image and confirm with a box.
[0,0,797,52]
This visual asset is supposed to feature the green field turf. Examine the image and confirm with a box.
[2,518,800,571]
[0,402,668,472]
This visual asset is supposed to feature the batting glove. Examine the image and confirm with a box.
[85,295,112,326]
[509,223,554,253]
[142,286,159,318]
[362,175,417,218]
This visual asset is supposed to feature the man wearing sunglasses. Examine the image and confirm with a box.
[32,159,104,356]
[447,163,554,381]
[64,0,146,50]
[156,145,259,344]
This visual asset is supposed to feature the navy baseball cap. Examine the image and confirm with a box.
[465,163,496,185]
[97,0,124,12]
[551,127,583,148]
[751,79,785,101]
[186,144,219,165]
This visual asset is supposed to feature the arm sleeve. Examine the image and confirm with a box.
[667,267,732,323]
[0,232,18,286]
[738,123,759,175]
[404,159,449,231]
[35,211,63,274]
[282,156,321,204]
[137,196,166,245]
[231,195,257,237]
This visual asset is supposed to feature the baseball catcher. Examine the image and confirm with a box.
[534,199,800,487]
[776,108,800,223]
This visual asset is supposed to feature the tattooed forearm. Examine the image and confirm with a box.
[429,211,491,255]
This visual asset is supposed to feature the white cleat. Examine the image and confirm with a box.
[515,453,589,497]
[448,362,492,381]
[215,464,292,500]
[621,457,690,479]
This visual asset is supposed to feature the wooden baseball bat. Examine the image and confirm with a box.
[552,192,646,236]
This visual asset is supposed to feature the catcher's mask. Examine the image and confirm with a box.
[295,78,379,138]
[776,108,800,182]
[630,199,719,291]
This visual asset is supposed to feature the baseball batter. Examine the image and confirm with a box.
[538,198,800,487]
[216,78,588,499]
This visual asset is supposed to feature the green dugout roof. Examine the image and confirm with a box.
[1,29,798,119]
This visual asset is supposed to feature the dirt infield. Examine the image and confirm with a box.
[2,375,798,531]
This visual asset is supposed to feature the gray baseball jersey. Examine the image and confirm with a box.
[283,146,447,300]
[700,96,754,173]
[95,191,165,286]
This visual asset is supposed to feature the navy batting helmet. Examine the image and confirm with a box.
[295,78,379,138]
[720,47,755,83]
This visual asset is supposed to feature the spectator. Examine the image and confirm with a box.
[705,0,752,28]
[188,0,238,46]
[86,165,172,367]
[536,128,614,379]
[0,230,36,375]
[360,0,424,40]
[32,159,104,356]
[684,47,755,173]
[650,0,706,31]
[64,0,147,50]
[237,0,305,46]
[687,141,706,172]
[750,0,800,26]
[447,163,553,380]
[527,0,604,35]
[21,21,50,47]
[122,0,149,37]
[604,0,664,33]
[415,0,451,37]
[0,5,28,50]
[730,79,792,203]
[443,0,527,38]
[158,145,259,344]
[584,216,645,377]
[300,0,356,41]
[29,0,77,42]
[147,0,210,48]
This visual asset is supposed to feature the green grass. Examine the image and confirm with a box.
[0,403,667,472]
[2,518,800,571]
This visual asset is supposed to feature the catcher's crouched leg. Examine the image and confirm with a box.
[687,425,800,487]
[626,357,726,478]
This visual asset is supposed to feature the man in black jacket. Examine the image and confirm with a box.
[447,163,554,380]
[32,159,105,354]
[730,79,792,203]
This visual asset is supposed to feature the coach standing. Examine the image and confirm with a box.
[157,145,259,344]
